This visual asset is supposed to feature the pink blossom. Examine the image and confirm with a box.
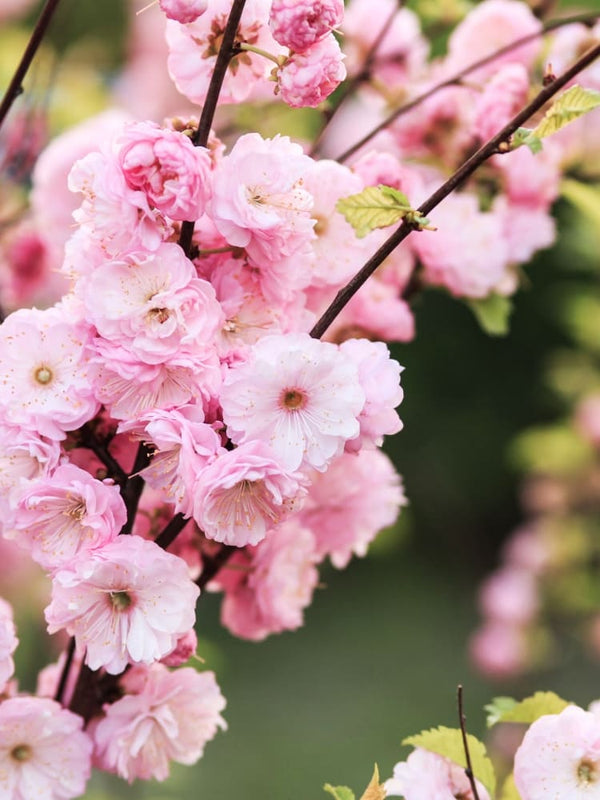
[269,0,343,52]
[445,0,542,81]
[220,333,365,472]
[475,63,530,142]
[166,0,285,106]
[299,449,406,567]
[479,566,539,625]
[469,621,529,680]
[159,0,207,23]
[492,196,556,266]
[117,121,212,221]
[0,598,17,691]
[277,34,346,108]
[0,695,92,800]
[92,664,226,782]
[210,133,315,289]
[192,441,305,547]
[160,628,198,666]
[514,706,600,799]
[493,143,561,209]
[221,519,319,640]
[0,306,98,440]
[339,338,403,451]
[413,191,509,299]
[0,0,36,21]
[385,748,490,800]
[9,463,126,570]
[45,535,199,674]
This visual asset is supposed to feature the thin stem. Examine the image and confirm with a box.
[310,40,600,339]
[197,544,237,591]
[310,0,404,157]
[155,512,188,550]
[77,425,128,487]
[0,0,62,131]
[457,685,481,800]
[178,0,249,256]
[53,637,76,705]
[336,10,599,164]
[119,442,152,536]
[238,42,283,66]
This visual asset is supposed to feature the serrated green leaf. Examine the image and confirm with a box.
[359,765,385,800]
[324,784,355,800]
[402,727,496,796]
[492,691,570,724]
[511,128,543,153]
[485,697,517,727]
[499,773,522,800]
[336,185,413,238]
[531,84,600,139]
[467,294,513,336]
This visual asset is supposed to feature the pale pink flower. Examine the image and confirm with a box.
[166,0,285,106]
[0,306,98,440]
[192,441,305,547]
[159,0,208,23]
[220,333,365,472]
[117,121,212,221]
[493,143,561,209]
[277,34,346,108]
[83,243,224,365]
[9,463,126,570]
[299,449,405,567]
[210,133,315,290]
[385,748,490,800]
[160,628,198,666]
[0,598,17,691]
[0,0,37,21]
[269,0,343,52]
[221,519,319,640]
[479,566,539,625]
[45,535,200,674]
[492,196,556,265]
[413,191,509,298]
[0,695,92,800]
[475,63,530,142]
[119,405,222,516]
[339,338,403,451]
[514,706,600,799]
[445,0,542,81]
[546,22,600,93]
[92,664,226,782]
[469,621,529,679]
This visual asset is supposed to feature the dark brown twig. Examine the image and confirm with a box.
[310,40,600,339]
[53,636,76,705]
[457,685,481,800]
[336,10,599,164]
[0,0,62,130]
[178,0,249,256]
[197,545,237,591]
[154,512,188,550]
[119,442,152,536]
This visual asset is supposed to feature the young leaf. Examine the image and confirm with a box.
[489,691,570,724]
[531,84,600,139]
[511,128,543,154]
[467,294,513,336]
[402,726,496,796]
[359,765,386,800]
[336,185,412,238]
[485,697,517,727]
[324,784,355,800]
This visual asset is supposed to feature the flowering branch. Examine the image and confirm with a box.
[0,0,62,130]
[336,10,599,164]
[457,685,481,800]
[310,39,600,339]
[178,0,248,256]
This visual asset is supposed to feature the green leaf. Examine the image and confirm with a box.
[561,179,600,231]
[532,84,600,139]
[324,784,355,800]
[511,127,543,153]
[402,727,496,796]
[336,185,412,238]
[499,773,522,800]
[485,697,517,727]
[359,765,386,800]
[467,294,513,336]
[490,691,570,724]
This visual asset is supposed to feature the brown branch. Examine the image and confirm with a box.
[178,0,249,257]
[154,511,188,550]
[196,544,237,591]
[336,10,599,164]
[309,0,404,157]
[0,0,62,131]
[310,39,600,339]
[119,442,152,536]
[53,636,76,705]
[457,685,481,800]
[77,424,128,487]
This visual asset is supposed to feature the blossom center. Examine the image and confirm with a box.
[65,497,87,521]
[280,388,307,411]
[10,744,32,762]
[110,591,133,611]
[34,365,53,385]
[578,759,598,785]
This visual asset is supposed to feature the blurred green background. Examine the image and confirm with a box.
[3,0,600,797]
